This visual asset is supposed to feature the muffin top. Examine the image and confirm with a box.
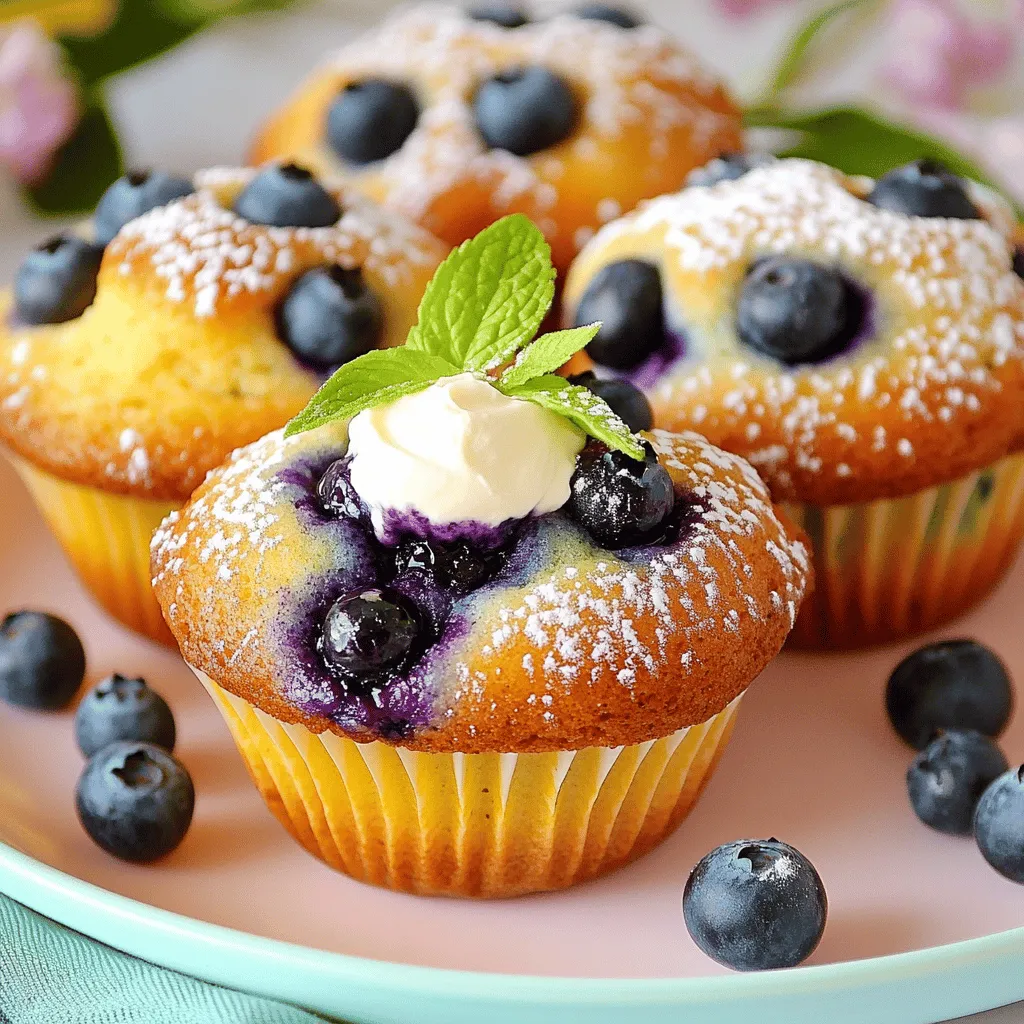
[152,215,810,754]
[249,3,740,270]
[563,158,1024,505]
[0,166,448,501]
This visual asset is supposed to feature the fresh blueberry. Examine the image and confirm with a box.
[1012,247,1024,281]
[94,170,194,245]
[687,152,772,188]
[974,766,1024,884]
[326,79,419,165]
[14,235,103,326]
[737,257,860,365]
[317,457,365,519]
[575,3,641,27]
[683,838,827,971]
[275,265,383,371]
[886,640,1013,750]
[320,589,421,683]
[569,440,674,550]
[74,674,176,758]
[568,371,652,432]
[233,164,340,228]
[474,66,578,157]
[468,4,529,27]
[574,259,664,371]
[907,730,1008,835]
[866,160,980,220]
[76,742,194,863]
[0,611,85,711]
[393,538,507,594]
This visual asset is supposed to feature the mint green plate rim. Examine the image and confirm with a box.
[2,840,1023,1023]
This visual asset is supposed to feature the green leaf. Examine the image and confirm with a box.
[407,213,555,371]
[499,324,600,389]
[284,349,458,438]
[60,4,198,87]
[762,0,865,102]
[26,98,123,216]
[745,105,1022,217]
[501,376,646,461]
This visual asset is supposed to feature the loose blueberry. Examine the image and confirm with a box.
[326,79,419,165]
[974,766,1024,884]
[74,674,176,758]
[569,440,674,549]
[393,538,506,594]
[318,457,365,519]
[474,66,577,157]
[94,170,194,246]
[321,589,421,682]
[687,152,772,189]
[469,4,529,27]
[568,371,653,432]
[907,729,1008,835]
[1013,247,1024,281]
[233,164,340,228]
[737,257,860,365]
[275,265,383,371]
[683,839,827,971]
[886,640,1013,749]
[575,3,641,27]
[76,742,194,863]
[866,160,980,220]
[0,611,85,711]
[574,259,664,371]
[14,235,103,326]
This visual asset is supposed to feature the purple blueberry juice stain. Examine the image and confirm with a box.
[373,506,519,550]
[268,447,534,738]
[622,325,688,392]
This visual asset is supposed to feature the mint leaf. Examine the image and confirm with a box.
[501,375,646,460]
[499,324,601,389]
[284,349,458,438]
[407,213,555,371]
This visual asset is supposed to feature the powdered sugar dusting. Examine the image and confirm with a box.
[315,5,735,250]
[110,167,442,318]
[153,424,809,740]
[574,159,1024,499]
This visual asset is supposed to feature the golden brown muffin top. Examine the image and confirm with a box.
[249,4,741,270]
[0,167,448,500]
[152,422,810,753]
[563,159,1024,505]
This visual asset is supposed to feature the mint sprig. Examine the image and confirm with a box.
[406,213,555,371]
[284,214,645,459]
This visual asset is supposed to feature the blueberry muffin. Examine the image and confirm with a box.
[249,3,741,273]
[0,164,447,644]
[152,216,810,897]
[564,158,1024,647]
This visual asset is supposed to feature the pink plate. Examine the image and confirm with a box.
[1,451,1022,982]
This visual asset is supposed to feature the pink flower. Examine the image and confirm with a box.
[880,0,1017,110]
[0,21,79,186]
[714,0,793,19]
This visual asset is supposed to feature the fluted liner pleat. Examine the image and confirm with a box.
[196,669,741,899]
[10,457,178,646]
[786,452,1024,649]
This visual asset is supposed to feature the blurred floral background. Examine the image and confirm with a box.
[0,0,1020,218]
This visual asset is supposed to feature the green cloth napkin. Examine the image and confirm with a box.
[0,894,334,1023]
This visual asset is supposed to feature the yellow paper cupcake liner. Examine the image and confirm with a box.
[10,457,178,646]
[196,669,741,899]
[785,452,1024,649]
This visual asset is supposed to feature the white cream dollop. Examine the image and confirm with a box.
[347,373,585,535]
